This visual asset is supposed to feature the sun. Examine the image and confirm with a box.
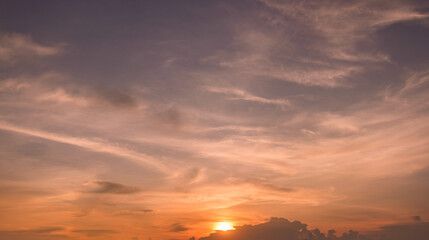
[215,222,234,231]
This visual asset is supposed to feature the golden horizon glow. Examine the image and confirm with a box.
[215,222,235,231]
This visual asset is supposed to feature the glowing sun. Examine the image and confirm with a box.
[215,222,234,231]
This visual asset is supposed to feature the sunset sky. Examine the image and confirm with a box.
[1,1,429,240]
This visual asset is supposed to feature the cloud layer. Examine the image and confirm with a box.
[197,218,429,240]
[0,0,428,239]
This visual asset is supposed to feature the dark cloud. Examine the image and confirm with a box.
[139,209,153,213]
[71,229,116,237]
[374,222,429,240]
[34,227,65,233]
[0,227,70,240]
[85,180,141,194]
[198,218,326,240]
[170,223,189,232]
[94,86,138,108]
[152,107,184,130]
[413,215,422,222]
[195,218,429,240]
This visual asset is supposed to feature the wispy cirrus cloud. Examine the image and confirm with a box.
[0,32,64,63]
[0,1,429,239]
[0,121,170,173]
[203,86,290,108]
[203,0,428,87]
[260,0,428,62]
[0,72,139,109]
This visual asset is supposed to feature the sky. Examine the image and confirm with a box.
[0,0,429,239]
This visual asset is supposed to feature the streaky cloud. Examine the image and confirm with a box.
[0,121,171,173]
[0,32,64,63]
[83,180,142,194]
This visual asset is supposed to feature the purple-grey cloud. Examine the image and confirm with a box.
[195,218,429,240]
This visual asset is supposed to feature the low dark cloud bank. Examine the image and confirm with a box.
[0,227,69,240]
[375,221,429,240]
[0,227,116,239]
[194,218,429,240]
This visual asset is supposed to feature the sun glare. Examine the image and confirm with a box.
[215,222,234,231]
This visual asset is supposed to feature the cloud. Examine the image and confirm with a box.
[0,121,171,173]
[225,177,294,193]
[169,223,189,232]
[152,107,185,131]
[203,0,428,87]
[139,209,153,213]
[196,218,429,240]
[0,227,70,240]
[204,86,290,108]
[33,227,66,233]
[0,32,63,63]
[197,218,331,240]
[84,180,141,194]
[94,86,138,109]
[260,0,428,61]
[71,229,116,237]
[1,2,429,239]
[0,72,139,109]
[374,222,429,240]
